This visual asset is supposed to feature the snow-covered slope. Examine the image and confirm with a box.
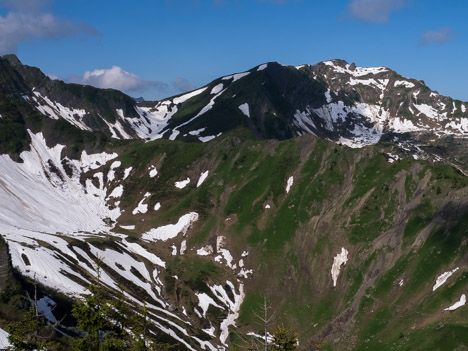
[0,130,251,350]
[291,60,468,147]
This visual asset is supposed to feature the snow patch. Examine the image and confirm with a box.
[173,87,207,104]
[142,212,199,242]
[180,240,187,255]
[211,83,224,95]
[188,127,206,136]
[149,165,158,178]
[394,80,415,88]
[33,91,90,131]
[196,293,223,317]
[197,245,214,256]
[81,150,118,173]
[0,327,11,349]
[197,171,209,187]
[444,294,466,311]
[199,132,222,143]
[258,64,268,71]
[222,71,250,82]
[349,78,389,91]
[108,184,124,199]
[286,176,294,193]
[175,177,190,189]
[107,160,121,181]
[89,244,158,301]
[433,267,459,291]
[322,61,388,77]
[414,103,439,120]
[209,281,245,344]
[121,238,165,267]
[331,248,348,287]
[123,167,132,180]
[237,268,253,279]
[238,103,250,117]
[132,192,151,215]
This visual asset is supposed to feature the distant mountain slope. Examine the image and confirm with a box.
[131,60,468,147]
[2,55,467,148]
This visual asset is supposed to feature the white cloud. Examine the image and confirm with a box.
[68,66,168,93]
[0,0,97,54]
[173,77,195,93]
[421,27,451,44]
[348,0,405,23]
[0,0,52,12]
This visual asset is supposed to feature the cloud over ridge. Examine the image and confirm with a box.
[68,66,168,93]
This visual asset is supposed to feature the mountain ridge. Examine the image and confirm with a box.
[2,55,467,147]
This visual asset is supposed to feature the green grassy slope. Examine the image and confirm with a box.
[104,129,468,350]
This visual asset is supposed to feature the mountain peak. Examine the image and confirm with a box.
[1,54,22,66]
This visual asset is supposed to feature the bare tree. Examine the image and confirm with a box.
[234,295,276,351]
[253,295,276,351]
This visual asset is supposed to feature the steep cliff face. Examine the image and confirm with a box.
[0,56,467,350]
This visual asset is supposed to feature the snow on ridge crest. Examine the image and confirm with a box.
[323,60,388,77]
[222,71,250,82]
[173,87,207,104]
[394,80,415,88]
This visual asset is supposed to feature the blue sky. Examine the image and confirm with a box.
[1,0,467,101]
